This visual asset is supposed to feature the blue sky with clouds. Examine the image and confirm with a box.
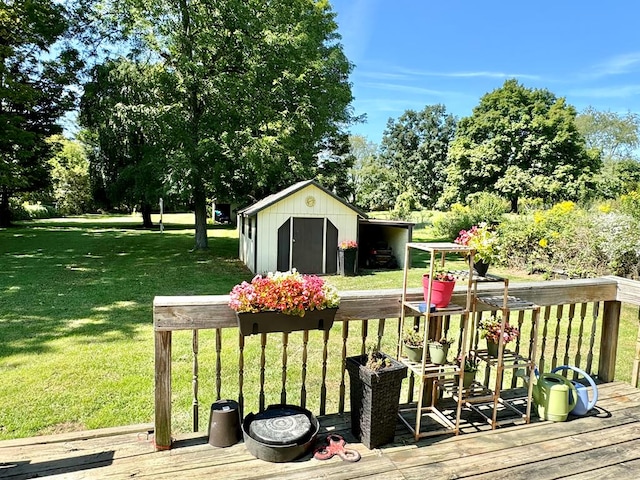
[330,0,640,144]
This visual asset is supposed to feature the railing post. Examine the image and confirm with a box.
[598,300,621,383]
[154,330,172,450]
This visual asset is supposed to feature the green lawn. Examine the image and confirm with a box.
[0,214,636,440]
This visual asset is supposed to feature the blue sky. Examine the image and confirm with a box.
[330,0,640,145]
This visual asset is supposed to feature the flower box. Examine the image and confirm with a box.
[236,308,338,336]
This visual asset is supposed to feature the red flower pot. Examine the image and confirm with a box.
[422,275,455,308]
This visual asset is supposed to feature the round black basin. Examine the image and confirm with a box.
[242,404,319,462]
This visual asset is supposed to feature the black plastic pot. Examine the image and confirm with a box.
[242,404,319,463]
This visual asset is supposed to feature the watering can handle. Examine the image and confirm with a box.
[551,365,598,411]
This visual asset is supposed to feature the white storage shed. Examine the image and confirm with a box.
[238,180,366,275]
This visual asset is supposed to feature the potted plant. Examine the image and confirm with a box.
[338,239,358,276]
[228,269,340,336]
[454,222,498,276]
[346,347,407,449]
[402,327,424,362]
[422,269,456,308]
[478,315,519,357]
[457,355,481,388]
[427,337,454,365]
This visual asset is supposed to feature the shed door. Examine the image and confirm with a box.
[292,217,323,274]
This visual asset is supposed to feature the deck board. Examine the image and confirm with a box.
[1,382,639,480]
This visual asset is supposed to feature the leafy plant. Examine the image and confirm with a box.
[365,347,392,372]
[403,328,424,347]
[427,268,456,282]
[455,222,498,263]
[478,315,519,344]
[457,355,480,372]
[429,337,454,347]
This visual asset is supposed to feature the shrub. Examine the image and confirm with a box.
[434,192,509,240]
[620,190,640,221]
[497,202,629,278]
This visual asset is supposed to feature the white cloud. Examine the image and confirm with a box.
[569,84,640,98]
[589,52,640,77]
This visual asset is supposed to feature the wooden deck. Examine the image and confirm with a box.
[2,382,640,480]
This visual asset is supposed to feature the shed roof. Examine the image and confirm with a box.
[238,180,368,218]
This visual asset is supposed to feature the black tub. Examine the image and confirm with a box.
[242,404,319,463]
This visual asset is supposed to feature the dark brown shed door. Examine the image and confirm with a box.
[292,217,324,274]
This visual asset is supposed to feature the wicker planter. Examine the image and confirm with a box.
[236,308,337,336]
[346,353,407,449]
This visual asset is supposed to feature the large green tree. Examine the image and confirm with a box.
[575,106,640,198]
[0,0,82,226]
[378,104,456,209]
[575,107,640,162]
[80,59,173,227]
[97,0,354,249]
[444,80,599,212]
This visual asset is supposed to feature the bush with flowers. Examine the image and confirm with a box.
[478,315,519,344]
[339,240,358,250]
[454,222,498,264]
[228,269,340,317]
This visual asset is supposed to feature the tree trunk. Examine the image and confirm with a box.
[193,183,208,250]
[141,202,153,229]
[510,195,519,213]
[0,188,11,228]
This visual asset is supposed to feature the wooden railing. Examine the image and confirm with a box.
[153,276,640,450]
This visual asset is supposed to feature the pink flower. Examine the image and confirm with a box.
[228,270,340,316]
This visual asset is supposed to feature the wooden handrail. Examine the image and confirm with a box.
[153,276,639,450]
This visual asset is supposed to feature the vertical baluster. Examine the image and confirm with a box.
[215,328,222,401]
[339,320,349,413]
[301,330,309,409]
[511,311,526,388]
[586,302,599,374]
[575,303,588,371]
[551,304,563,370]
[192,329,199,432]
[377,318,386,351]
[259,333,267,412]
[238,333,245,417]
[361,319,369,354]
[320,329,330,415]
[281,332,289,405]
[396,315,403,358]
[632,307,640,388]
[563,304,576,373]
[539,306,551,374]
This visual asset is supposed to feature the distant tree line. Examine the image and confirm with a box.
[349,80,640,217]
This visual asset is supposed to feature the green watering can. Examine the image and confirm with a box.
[519,368,578,422]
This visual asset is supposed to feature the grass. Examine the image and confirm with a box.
[0,213,637,440]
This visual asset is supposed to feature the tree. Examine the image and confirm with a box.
[0,0,82,226]
[80,59,173,227]
[315,133,355,201]
[47,134,93,214]
[444,80,599,212]
[99,0,354,249]
[378,105,457,209]
[346,135,378,207]
[575,107,640,199]
[575,107,640,162]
